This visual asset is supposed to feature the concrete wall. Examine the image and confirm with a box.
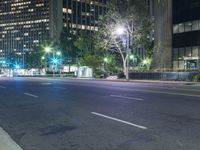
[152,0,173,70]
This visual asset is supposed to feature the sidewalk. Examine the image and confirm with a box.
[0,127,23,150]
[12,76,200,86]
[103,79,200,86]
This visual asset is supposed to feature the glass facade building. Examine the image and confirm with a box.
[173,0,200,70]
[0,0,50,67]
[0,0,108,69]
[62,0,107,32]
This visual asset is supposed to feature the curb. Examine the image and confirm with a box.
[6,77,200,86]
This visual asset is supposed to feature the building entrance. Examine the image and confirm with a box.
[185,60,198,69]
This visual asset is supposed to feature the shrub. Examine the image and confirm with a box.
[193,74,200,82]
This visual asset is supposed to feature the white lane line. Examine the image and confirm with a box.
[40,82,52,85]
[110,95,144,101]
[0,127,23,150]
[54,87,67,90]
[91,112,148,130]
[0,85,6,89]
[24,93,38,98]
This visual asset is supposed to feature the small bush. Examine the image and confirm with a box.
[193,74,200,82]
[117,72,125,79]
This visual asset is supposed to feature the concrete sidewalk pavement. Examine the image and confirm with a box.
[0,127,23,150]
[4,76,200,86]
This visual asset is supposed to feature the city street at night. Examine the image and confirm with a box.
[0,78,200,150]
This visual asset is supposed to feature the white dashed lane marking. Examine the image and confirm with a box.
[24,93,38,98]
[0,85,6,89]
[91,112,148,130]
[110,95,144,101]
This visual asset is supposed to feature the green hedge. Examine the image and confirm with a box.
[193,74,200,82]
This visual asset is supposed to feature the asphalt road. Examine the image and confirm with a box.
[0,77,200,150]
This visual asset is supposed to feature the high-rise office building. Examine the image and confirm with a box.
[172,0,200,70]
[0,0,108,68]
[0,0,50,66]
[152,0,200,70]
[62,0,107,32]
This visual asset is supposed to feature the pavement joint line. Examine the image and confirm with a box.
[91,112,148,130]
[0,85,6,89]
[110,95,144,101]
[0,127,23,150]
[24,93,38,98]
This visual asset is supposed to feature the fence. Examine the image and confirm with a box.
[128,72,198,81]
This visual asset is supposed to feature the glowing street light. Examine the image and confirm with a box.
[143,59,148,65]
[15,65,20,69]
[129,54,134,60]
[45,47,51,53]
[104,57,109,63]
[115,26,125,35]
[56,51,61,56]
[52,58,58,64]
[41,56,45,60]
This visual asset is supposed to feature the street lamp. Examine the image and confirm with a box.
[115,26,125,35]
[143,59,148,65]
[44,47,51,53]
[44,47,51,73]
[56,51,62,77]
[52,58,58,64]
[56,51,61,56]
[115,26,131,81]
[41,56,45,60]
[129,54,134,60]
[104,57,109,63]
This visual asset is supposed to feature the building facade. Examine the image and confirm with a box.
[172,0,200,70]
[63,0,107,32]
[0,0,108,69]
[152,0,200,70]
[151,0,173,70]
[0,0,50,67]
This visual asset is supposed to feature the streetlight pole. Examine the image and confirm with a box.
[56,51,62,78]
[126,31,130,81]
[115,26,132,81]
[53,50,55,78]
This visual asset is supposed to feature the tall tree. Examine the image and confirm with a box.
[95,0,153,78]
[26,45,45,69]
[74,31,105,70]
[59,28,77,65]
